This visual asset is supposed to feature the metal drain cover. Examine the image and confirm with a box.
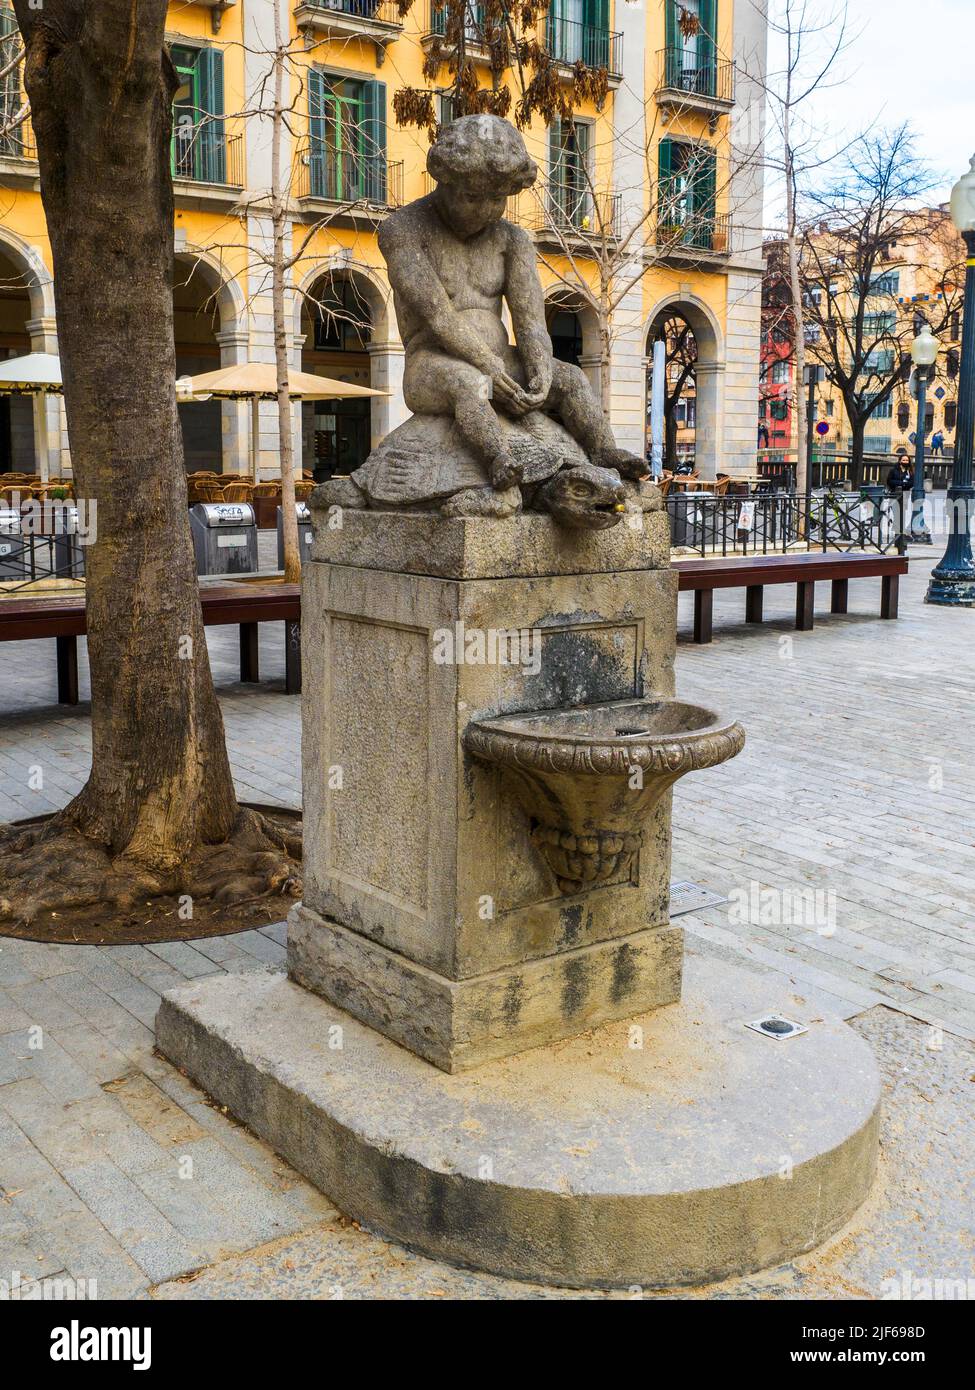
[745,1015,808,1040]
[668,880,728,917]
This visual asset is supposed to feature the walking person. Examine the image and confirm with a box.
[886,450,914,547]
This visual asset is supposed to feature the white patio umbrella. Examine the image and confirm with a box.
[0,352,63,484]
[176,362,386,477]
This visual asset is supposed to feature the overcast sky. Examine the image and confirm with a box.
[763,0,974,221]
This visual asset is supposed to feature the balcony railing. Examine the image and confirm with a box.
[0,110,35,161]
[529,178,622,240]
[298,147,403,208]
[171,117,244,188]
[428,6,621,76]
[653,210,731,257]
[296,0,404,30]
[300,0,402,19]
[546,17,622,76]
[657,46,734,106]
[428,3,489,41]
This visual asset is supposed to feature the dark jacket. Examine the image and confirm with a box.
[886,464,913,495]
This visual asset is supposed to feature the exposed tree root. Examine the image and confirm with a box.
[0,807,302,938]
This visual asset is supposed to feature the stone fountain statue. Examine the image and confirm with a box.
[319,115,656,527]
[158,116,881,1294]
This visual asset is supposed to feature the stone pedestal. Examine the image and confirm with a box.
[156,951,881,1289]
[294,509,682,1072]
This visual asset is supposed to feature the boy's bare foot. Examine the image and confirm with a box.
[490,452,523,490]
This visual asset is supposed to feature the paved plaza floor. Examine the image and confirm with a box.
[1,547,973,1298]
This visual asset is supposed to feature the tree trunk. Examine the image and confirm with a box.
[850,414,866,486]
[271,0,300,584]
[784,147,807,500]
[4,0,298,921]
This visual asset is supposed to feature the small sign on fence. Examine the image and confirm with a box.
[736,501,756,531]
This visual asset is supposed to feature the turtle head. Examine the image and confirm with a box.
[538,462,628,530]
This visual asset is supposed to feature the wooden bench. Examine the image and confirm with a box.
[674,552,908,644]
[0,580,301,705]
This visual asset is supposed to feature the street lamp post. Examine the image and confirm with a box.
[909,323,938,543]
[927,156,975,605]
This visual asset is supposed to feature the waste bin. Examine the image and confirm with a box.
[276,502,312,569]
[189,502,258,576]
[0,506,24,580]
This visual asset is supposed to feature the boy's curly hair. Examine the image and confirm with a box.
[427,115,537,195]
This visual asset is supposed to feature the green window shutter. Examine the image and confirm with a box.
[198,47,225,183]
[694,147,717,219]
[657,138,674,218]
[665,0,677,49]
[361,79,387,203]
[698,0,717,89]
[692,146,717,248]
[582,0,609,66]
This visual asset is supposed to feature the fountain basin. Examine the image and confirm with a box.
[463,697,745,894]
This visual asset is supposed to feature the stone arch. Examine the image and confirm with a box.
[296,259,402,477]
[173,248,245,472]
[0,229,58,476]
[543,286,601,396]
[644,292,725,480]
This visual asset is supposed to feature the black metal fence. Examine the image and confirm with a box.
[666,490,901,558]
[0,527,86,591]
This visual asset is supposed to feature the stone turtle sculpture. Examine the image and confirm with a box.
[315,411,660,531]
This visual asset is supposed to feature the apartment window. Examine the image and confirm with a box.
[308,70,387,203]
[663,0,717,97]
[864,349,894,375]
[658,138,718,249]
[897,401,910,430]
[863,311,896,336]
[868,271,900,296]
[431,1,486,40]
[873,396,893,419]
[549,120,593,229]
[549,0,611,68]
[0,5,28,158]
[825,398,834,417]
[770,400,788,422]
[771,360,788,384]
[945,400,958,432]
[866,435,891,454]
[950,311,961,341]
[947,347,960,380]
[171,44,226,183]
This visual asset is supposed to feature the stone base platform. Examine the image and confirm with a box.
[155,952,880,1289]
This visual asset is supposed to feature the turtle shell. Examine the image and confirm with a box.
[351,410,586,507]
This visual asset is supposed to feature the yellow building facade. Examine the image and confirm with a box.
[0,0,768,481]
[801,208,965,467]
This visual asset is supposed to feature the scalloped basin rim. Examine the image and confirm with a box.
[466,697,742,751]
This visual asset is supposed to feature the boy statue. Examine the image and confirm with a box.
[322,115,654,526]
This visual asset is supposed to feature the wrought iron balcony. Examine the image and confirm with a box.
[545,16,622,78]
[0,111,35,162]
[297,147,403,209]
[656,46,734,114]
[171,117,244,189]
[295,0,404,55]
[528,178,622,244]
[427,6,621,79]
[651,210,732,261]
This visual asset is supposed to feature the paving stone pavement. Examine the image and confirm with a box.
[1,545,973,1298]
